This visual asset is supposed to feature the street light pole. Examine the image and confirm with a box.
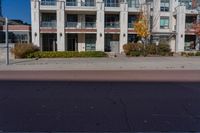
[5,17,9,65]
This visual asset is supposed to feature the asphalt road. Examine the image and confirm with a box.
[0,71,200,132]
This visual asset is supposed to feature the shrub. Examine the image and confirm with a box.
[195,52,200,56]
[146,44,157,55]
[181,52,187,56]
[27,51,107,58]
[129,51,141,57]
[123,43,144,55]
[11,43,39,58]
[123,43,133,55]
[157,43,171,56]
[187,52,195,56]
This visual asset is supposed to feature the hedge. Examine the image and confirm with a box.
[26,51,108,58]
[123,43,172,57]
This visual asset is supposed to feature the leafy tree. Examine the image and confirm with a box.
[134,12,150,41]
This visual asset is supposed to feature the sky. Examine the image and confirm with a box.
[2,0,31,24]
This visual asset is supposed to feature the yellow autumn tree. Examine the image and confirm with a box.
[134,12,150,44]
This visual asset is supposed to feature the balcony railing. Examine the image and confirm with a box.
[41,21,57,28]
[66,22,96,28]
[66,2,77,6]
[40,1,57,6]
[105,3,120,7]
[105,22,120,28]
[66,2,95,7]
[185,23,194,29]
[128,23,134,28]
[81,2,95,7]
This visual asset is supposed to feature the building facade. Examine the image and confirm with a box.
[31,0,200,53]
[0,18,32,44]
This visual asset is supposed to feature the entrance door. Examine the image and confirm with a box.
[67,34,78,51]
[42,34,57,51]
[85,34,96,51]
[105,34,119,53]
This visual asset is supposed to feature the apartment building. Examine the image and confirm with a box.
[31,0,200,53]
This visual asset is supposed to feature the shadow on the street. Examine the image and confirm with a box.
[0,80,200,132]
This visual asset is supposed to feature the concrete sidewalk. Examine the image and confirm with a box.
[0,57,200,70]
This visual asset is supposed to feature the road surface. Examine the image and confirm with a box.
[0,70,200,132]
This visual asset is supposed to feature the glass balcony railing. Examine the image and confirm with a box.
[105,3,120,7]
[185,23,194,29]
[66,1,95,7]
[41,21,57,27]
[81,2,95,7]
[105,22,120,28]
[66,2,77,6]
[128,23,134,28]
[66,22,96,28]
[41,1,57,6]
[66,22,78,28]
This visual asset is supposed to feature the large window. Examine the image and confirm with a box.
[160,17,169,29]
[160,0,170,12]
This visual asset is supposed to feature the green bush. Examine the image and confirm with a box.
[27,51,108,58]
[195,52,200,56]
[146,44,157,55]
[123,43,144,55]
[129,51,141,57]
[123,43,172,57]
[11,43,39,58]
[181,52,187,56]
[187,52,195,56]
[157,43,171,56]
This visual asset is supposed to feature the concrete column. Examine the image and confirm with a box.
[31,0,40,48]
[176,6,186,52]
[78,34,85,52]
[120,2,128,53]
[96,1,105,51]
[152,0,160,32]
[77,0,81,7]
[57,0,65,51]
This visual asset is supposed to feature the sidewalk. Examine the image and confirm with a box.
[0,57,200,71]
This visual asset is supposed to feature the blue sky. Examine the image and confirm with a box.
[2,0,31,24]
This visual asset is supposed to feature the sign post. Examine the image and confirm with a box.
[5,17,9,65]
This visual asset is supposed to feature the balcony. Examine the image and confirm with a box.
[128,23,134,28]
[66,1,77,6]
[41,21,57,28]
[105,3,120,7]
[105,22,120,28]
[40,0,57,6]
[66,1,95,7]
[185,23,194,29]
[66,22,96,29]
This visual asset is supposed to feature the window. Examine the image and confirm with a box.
[160,0,170,12]
[160,17,169,29]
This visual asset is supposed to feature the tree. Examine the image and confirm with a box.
[134,11,150,45]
